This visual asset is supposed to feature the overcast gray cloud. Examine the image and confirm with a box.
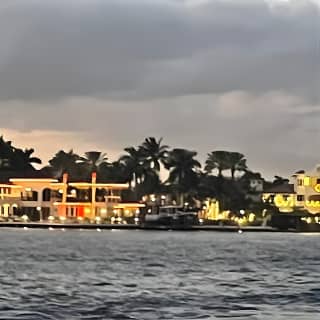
[0,0,320,178]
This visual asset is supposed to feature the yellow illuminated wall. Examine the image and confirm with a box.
[273,194,294,212]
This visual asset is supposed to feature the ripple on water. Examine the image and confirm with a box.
[0,231,319,319]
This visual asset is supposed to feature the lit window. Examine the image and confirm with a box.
[304,177,310,186]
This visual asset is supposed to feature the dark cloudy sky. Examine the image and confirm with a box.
[1,0,320,178]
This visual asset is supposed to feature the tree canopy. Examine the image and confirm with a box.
[0,135,272,212]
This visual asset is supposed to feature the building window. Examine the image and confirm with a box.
[21,190,38,201]
[68,207,77,217]
[297,195,304,202]
[42,189,51,202]
[298,179,303,186]
[317,179,320,184]
[304,177,311,186]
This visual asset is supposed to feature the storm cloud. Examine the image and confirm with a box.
[0,0,319,178]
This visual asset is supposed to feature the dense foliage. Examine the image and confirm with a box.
[0,135,284,212]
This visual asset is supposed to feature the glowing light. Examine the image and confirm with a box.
[68,182,129,189]
[274,194,294,209]
[248,213,255,223]
[314,184,320,193]
[21,215,29,222]
[114,203,145,209]
[306,200,320,208]
[304,177,311,186]
[11,179,58,183]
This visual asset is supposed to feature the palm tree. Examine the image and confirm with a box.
[119,147,145,189]
[99,160,127,183]
[79,151,108,173]
[205,151,247,179]
[0,136,14,169]
[165,148,201,205]
[13,148,42,170]
[228,152,247,179]
[140,137,169,172]
[205,151,231,177]
[48,150,81,178]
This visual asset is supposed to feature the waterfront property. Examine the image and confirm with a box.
[263,165,320,216]
[0,172,144,222]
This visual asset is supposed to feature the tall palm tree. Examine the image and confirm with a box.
[79,151,108,173]
[99,160,127,183]
[48,149,81,178]
[228,152,247,179]
[205,151,231,177]
[140,137,169,172]
[13,148,42,170]
[119,147,145,189]
[165,148,201,205]
[205,151,247,179]
[0,136,14,169]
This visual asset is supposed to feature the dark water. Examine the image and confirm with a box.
[0,230,319,320]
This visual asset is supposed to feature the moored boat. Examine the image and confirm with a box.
[142,205,198,229]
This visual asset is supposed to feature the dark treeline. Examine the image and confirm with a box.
[0,135,282,212]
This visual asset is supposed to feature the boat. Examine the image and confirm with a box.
[142,205,198,229]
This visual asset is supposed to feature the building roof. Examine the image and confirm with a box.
[308,195,320,201]
[264,184,295,194]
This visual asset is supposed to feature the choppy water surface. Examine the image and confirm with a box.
[0,230,319,319]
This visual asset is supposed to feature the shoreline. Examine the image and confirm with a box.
[0,222,304,232]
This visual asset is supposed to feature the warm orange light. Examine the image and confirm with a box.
[10,178,58,183]
[69,182,129,189]
[53,202,92,206]
[114,203,145,209]
[0,184,22,189]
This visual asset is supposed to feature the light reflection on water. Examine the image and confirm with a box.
[0,229,319,319]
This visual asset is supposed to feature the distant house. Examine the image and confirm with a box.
[0,172,144,222]
[263,165,320,214]
[240,171,264,204]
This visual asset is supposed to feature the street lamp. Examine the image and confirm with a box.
[36,206,42,222]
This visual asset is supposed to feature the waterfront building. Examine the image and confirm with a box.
[0,172,144,222]
[263,165,320,214]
